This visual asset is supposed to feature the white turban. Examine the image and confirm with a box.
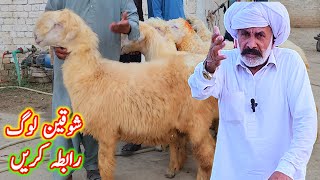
[224,2,290,46]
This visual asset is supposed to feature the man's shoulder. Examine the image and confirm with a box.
[272,47,306,70]
[273,47,301,59]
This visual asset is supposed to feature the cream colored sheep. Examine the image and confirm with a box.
[167,18,209,54]
[186,14,212,42]
[121,21,206,61]
[121,21,220,132]
[144,18,207,53]
[146,18,234,54]
[167,18,235,52]
[121,21,178,61]
[34,9,216,180]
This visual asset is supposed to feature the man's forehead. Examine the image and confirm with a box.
[238,26,272,33]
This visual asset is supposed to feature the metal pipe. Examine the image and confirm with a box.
[1,46,37,86]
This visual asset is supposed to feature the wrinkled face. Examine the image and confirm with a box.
[237,26,273,67]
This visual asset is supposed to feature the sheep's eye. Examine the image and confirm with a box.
[172,25,179,29]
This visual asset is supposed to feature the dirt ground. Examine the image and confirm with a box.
[0,83,52,118]
[0,28,319,180]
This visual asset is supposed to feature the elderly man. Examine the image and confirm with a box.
[188,2,317,180]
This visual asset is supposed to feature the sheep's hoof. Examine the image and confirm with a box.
[165,169,176,179]
[154,145,163,152]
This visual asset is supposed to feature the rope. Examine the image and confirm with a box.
[0,136,41,151]
[0,86,52,96]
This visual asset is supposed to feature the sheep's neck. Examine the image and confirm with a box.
[197,23,211,40]
[178,33,204,53]
[68,47,101,66]
[145,34,176,60]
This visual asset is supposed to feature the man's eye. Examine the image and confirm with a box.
[257,33,265,38]
[241,32,249,37]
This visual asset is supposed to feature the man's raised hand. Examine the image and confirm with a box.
[109,11,131,34]
[205,26,227,73]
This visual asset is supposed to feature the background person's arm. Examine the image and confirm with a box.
[121,0,140,41]
[45,0,66,11]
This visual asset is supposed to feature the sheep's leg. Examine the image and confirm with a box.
[189,131,215,180]
[165,134,188,178]
[177,135,188,166]
[98,136,118,180]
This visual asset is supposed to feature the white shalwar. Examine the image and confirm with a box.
[188,48,317,180]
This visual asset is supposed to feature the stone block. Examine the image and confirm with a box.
[28,0,44,4]
[29,76,51,83]
[28,11,42,18]
[24,5,31,11]
[1,5,9,11]
[16,5,24,11]
[2,57,12,64]
[3,18,17,25]
[0,70,9,76]
[4,63,15,70]
[31,4,40,11]
[8,4,17,11]
[0,0,12,5]
[12,12,28,18]
[9,69,17,76]
[1,25,13,31]
[0,75,10,83]
[12,0,28,5]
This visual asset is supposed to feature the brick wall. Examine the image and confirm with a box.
[0,0,47,83]
[0,0,46,53]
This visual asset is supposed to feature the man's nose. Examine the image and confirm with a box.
[246,37,258,49]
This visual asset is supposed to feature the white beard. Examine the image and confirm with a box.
[240,40,273,67]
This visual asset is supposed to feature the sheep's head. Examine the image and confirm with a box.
[121,22,147,55]
[34,9,83,48]
[166,18,197,44]
[121,21,176,60]
[186,15,200,32]
[145,18,176,42]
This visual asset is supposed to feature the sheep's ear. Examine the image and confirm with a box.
[65,30,77,42]
[65,20,80,41]
[59,10,79,41]
[171,25,179,30]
